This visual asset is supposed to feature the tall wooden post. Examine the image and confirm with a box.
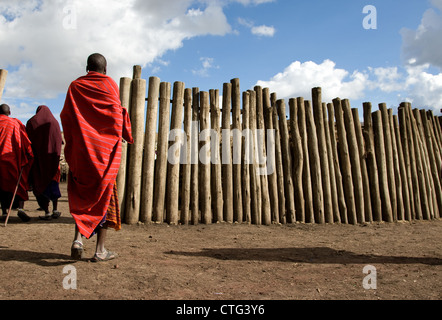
[352,108,372,223]
[153,82,171,223]
[388,109,404,221]
[422,110,442,218]
[379,103,397,221]
[427,111,442,185]
[255,86,271,225]
[429,111,442,157]
[327,103,346,223]
[0,69,8,102]
[399,103,421,220]
[166,82,185,225]
[312,88,331,223]
[393,114,412,221]
[363,102,382,222]
[264,89,280,224]
[200,91,212,224]
[232,79,243,223]
[181,88,193,225]
[305,100,324,224]
[325,103,341,223]
[272,93,286,224]
[414,109,436,219]
[341,100,364,224]
[117,77,132,215]
[190,88,200,224]
[372,110,393,222]
[298,97,314,223]
[210,89,224,223]
[406,103,428,219]
[132,65,142,80]
[222,83,234,223]
[277,99,296,223]
[125,78,146,225]
[333,98,355,224]
[140,77,160,223]
[242,91,252,224]
[289,98,305,223]
[248,90,262,224]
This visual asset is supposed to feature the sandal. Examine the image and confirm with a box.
[71,240,84,260]
[52,211,62,219]
[91,250,118,263]
[18,209,31,222]
[39,213,52,221]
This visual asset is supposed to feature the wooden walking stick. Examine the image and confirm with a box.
[4,167,24,227]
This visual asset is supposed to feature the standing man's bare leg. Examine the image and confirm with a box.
[93,223,117,262]
[71,226,84,259]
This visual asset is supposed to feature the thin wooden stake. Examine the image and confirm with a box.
[277,99,296,224]
[117,77,132,215]
[312,88,331,223]
[140,77,160,223]
[125,78,146,225]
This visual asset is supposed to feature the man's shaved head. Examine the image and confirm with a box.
[0,104,11,116]
[87,53,107,74]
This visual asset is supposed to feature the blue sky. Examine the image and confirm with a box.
[1,0,441,125]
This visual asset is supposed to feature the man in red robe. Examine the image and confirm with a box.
[0,104,34,222]
[61,54,133,262]
[26,105,63,220]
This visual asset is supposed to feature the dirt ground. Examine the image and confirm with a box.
[0,181,441,302]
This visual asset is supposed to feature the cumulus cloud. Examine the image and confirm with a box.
[401,64,442,110]
[192,57,220,77]
[256,60,369,102]
[238,17,275,37]
[0,0,232,101]
[401,0,442,69]
[234,0,276,5]
[256,60,442,114]
[255,0,442,115]
[251,25,275,37]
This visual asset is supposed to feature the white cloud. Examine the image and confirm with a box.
[401,0,442,69]
[256,60,442,114]
[398,0,442,112]
[192,57,219,77]
[0,0,232,102]
[401,64,442,111]
[234,0,275,5]
[251,25,275,37]
[238,17,275,37]
[254,1,442,115]
[367,66,404,93]
[256,60,369,102]
[237,17,253,28]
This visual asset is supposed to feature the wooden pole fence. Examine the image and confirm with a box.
[117,68,441,227]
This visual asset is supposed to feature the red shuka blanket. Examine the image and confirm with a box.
[26,105,63,195]
[60,72,133,239]
[0,115,34,201]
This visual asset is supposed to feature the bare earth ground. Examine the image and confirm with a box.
[0,182,441,302]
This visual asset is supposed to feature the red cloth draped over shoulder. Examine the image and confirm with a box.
[60,72,133,239]
[0,115,34,201]
[26,105,63,195]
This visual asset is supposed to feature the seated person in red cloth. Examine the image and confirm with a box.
[26,105,63,220]
[0,104,34,222]
[61,54,133,262]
